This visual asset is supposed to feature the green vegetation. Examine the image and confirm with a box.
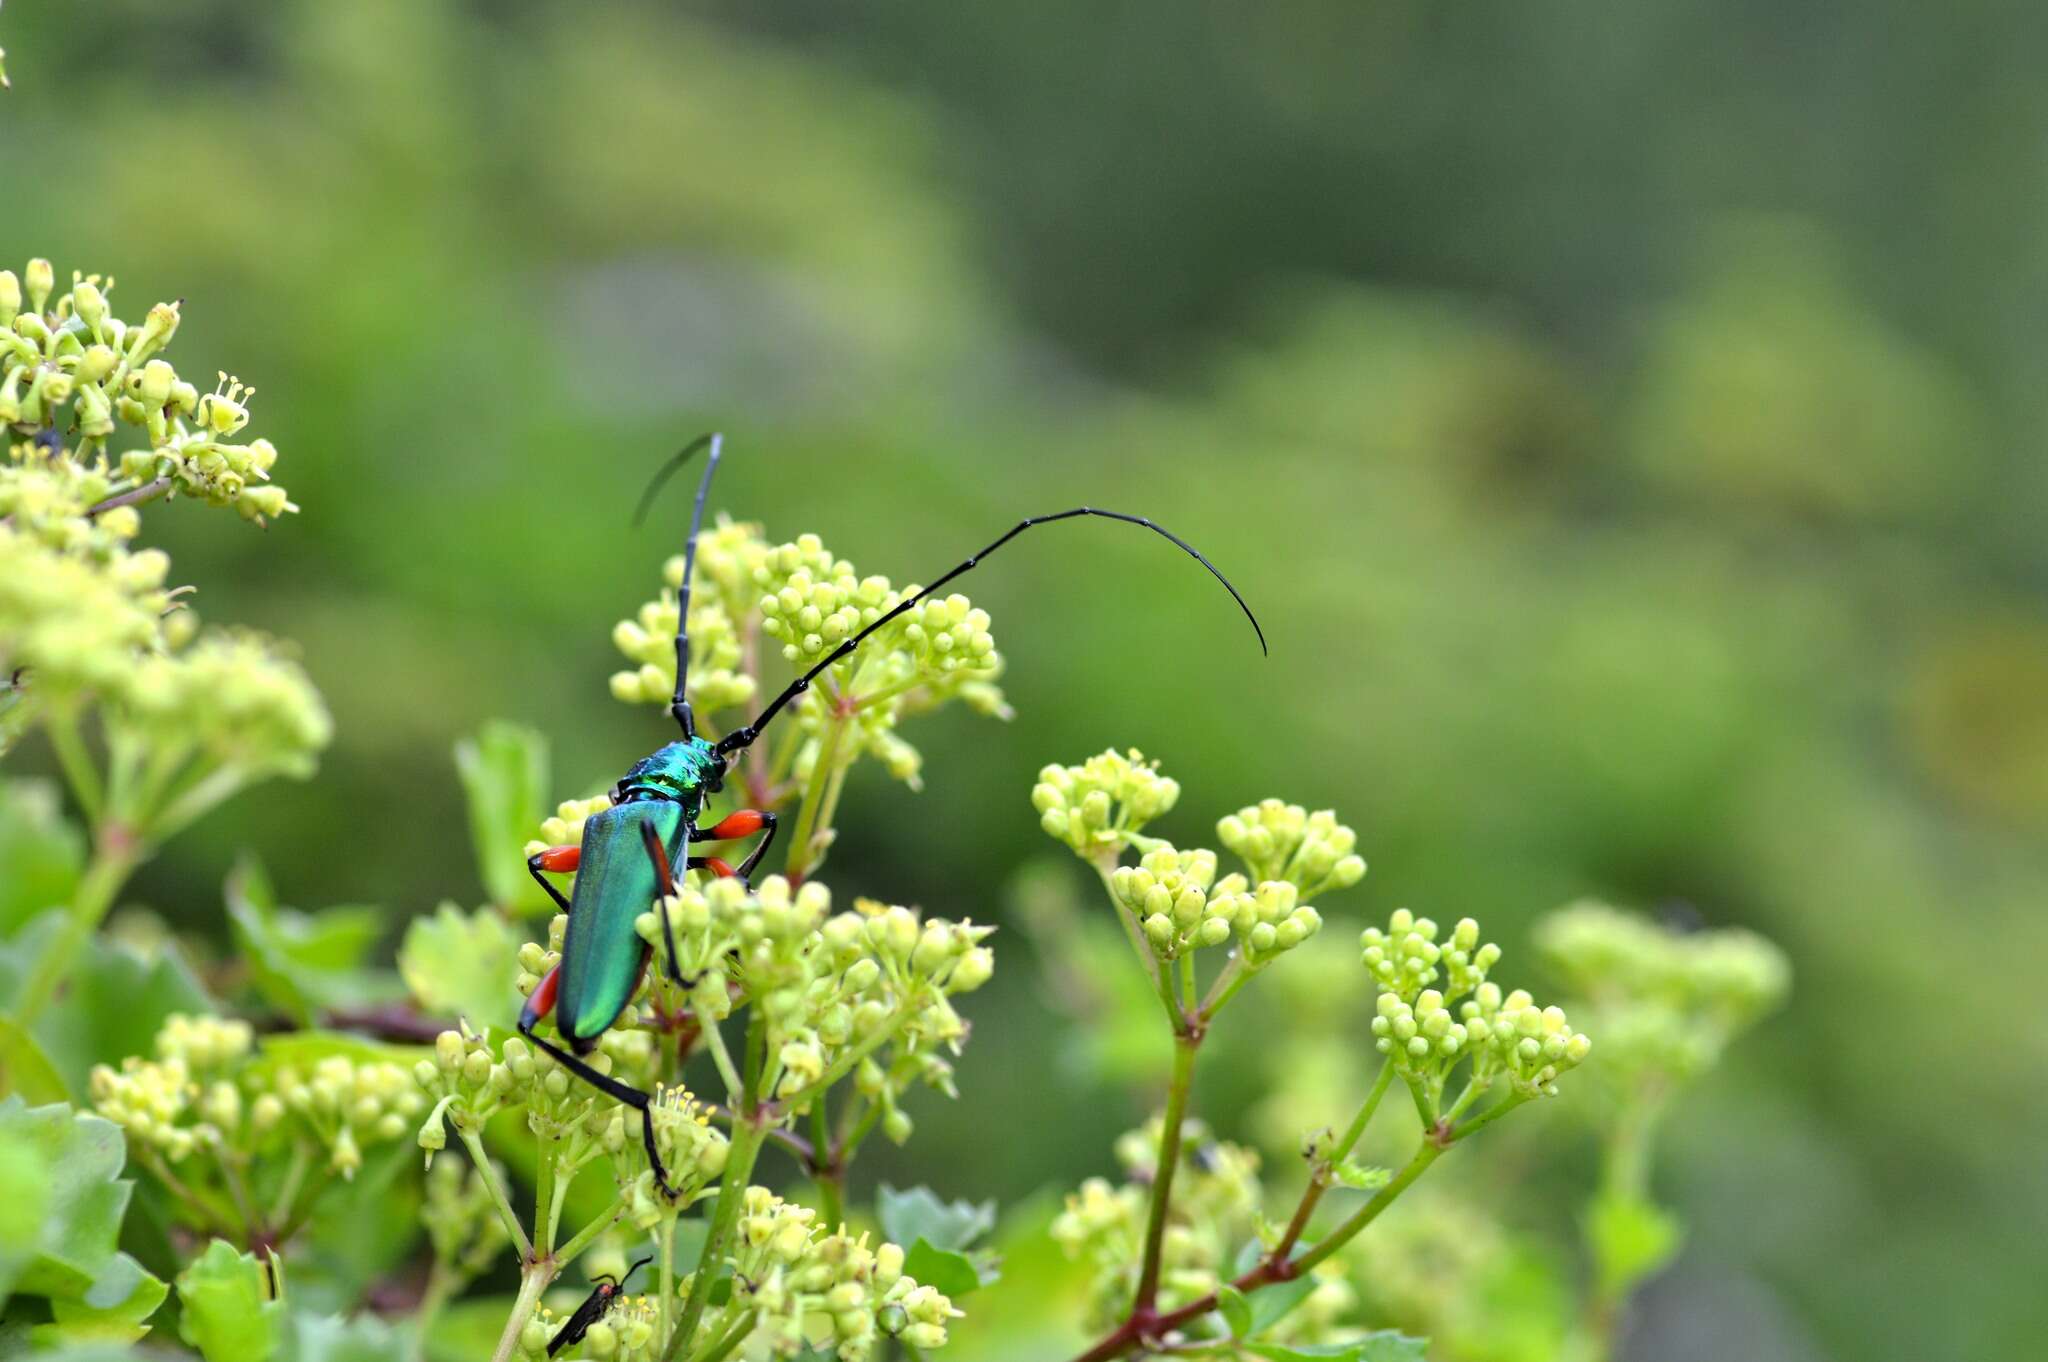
[2,3,2040,1359]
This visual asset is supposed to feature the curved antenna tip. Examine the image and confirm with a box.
[630,432,721,530]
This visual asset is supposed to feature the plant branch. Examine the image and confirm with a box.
[1132,1033,1200,1314]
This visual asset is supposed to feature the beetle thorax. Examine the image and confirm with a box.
[617,738,723,803]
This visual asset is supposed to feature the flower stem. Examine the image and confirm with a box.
[44,706,102,821]
[1290,1140,1443,1277]
[490,1259,553,1362]
[690,1308,758,1362]
[459,1128,534,1261]
[783,707,850,881]
[12,833,138,1026]
[554,1190,627,1266]
[1132,1033,1200,1314]
[666,1118,766,1360]
[1274,1062,1397,1257]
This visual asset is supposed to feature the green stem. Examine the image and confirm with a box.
[490,1260,553,1362]
[1132,1033,1200,1313]
[783,708,851,881]
[667,1118,767,1360]
[146,762,250,843]
[1451,1090,1529,1142]
[696,1000,746,1101]
[268,1141,313,1228]
[660,1210,676,1353]
[1334,1063,1396,1164]
[458,1128,534,1261]
[413,1262,455,1362]
[1272,1065,1397,1261]
[690,1308,758,1362]
[811,1096,844,1228]
[1402,1072,1436,1131]
[1092,862,1164,992]
[531,1134,559,1255]
[554,1191,627,1267]
[12,835,139,1026]
[1197,957,1255,1022]
[1290,1140,1444,1277]
[44,706,102,821]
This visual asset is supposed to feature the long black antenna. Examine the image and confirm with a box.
[632,433,723,738]
[716,506,1265,757]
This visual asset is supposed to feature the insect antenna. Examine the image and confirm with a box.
[716,506,1265,757]
[632,432,724,739]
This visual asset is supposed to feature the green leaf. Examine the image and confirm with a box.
[1356,1331,1430,1361]
[0,1097,132,1310]
[1249,1332,1428,1362]
[176,1239,283,1362]
[1330,1160,1390,1192]
[877,1184,996,1252]
[1586,1190,1683,1297]
[902,1238,982,1297]
[225,859,398,1027]
[1247,1272,1320,1335]
[0,911,214,1097]
[282,1311,399,1362]
[455,722,551,914]
[1216,1283,1253,1338]
[0,778,84,937]
[39,1252,171,1346]
[398,902,522,1028]
[0,1108,53,1302]
[0,1015,70,1103]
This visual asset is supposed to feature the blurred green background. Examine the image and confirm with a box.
[5,2,2046,1359]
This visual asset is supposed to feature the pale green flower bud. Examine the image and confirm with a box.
[25,258,53,312]
[951,945,994,992]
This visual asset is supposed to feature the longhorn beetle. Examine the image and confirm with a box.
[517,434,1265,1194]
[548,1254,653,1357]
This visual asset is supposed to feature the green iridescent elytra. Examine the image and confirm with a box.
[554,738,724,1047]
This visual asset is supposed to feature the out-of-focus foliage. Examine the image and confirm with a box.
[0,1,2040,1359]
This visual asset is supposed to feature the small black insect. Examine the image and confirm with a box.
[548,1255,653,1357]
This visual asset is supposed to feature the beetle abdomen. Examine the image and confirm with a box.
[555,800,685,1048]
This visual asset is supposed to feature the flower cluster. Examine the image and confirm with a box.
[726,1188,960,1359]
[517,1287,664,1362]
[1217,799,1367,899]
[583,876,994,1140]
[88,1014,255,1163]
[413,1026,727,1218]
[89,1013,423,1256]
[1033,748,1182,859]
[2,263,292,520]
[1365,912,1590,1108]
[1055,1119,1360,1343]
[1534,899,1787,1088]
[0,260,325,801]
[608,520,1007,796]
[1107,846,1325,967]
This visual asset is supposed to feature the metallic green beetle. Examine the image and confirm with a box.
[518,434,1264,1194]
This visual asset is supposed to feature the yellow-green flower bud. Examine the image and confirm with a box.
[73,279,107,336]
[951,945,994,993]
[25,258,54,312]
